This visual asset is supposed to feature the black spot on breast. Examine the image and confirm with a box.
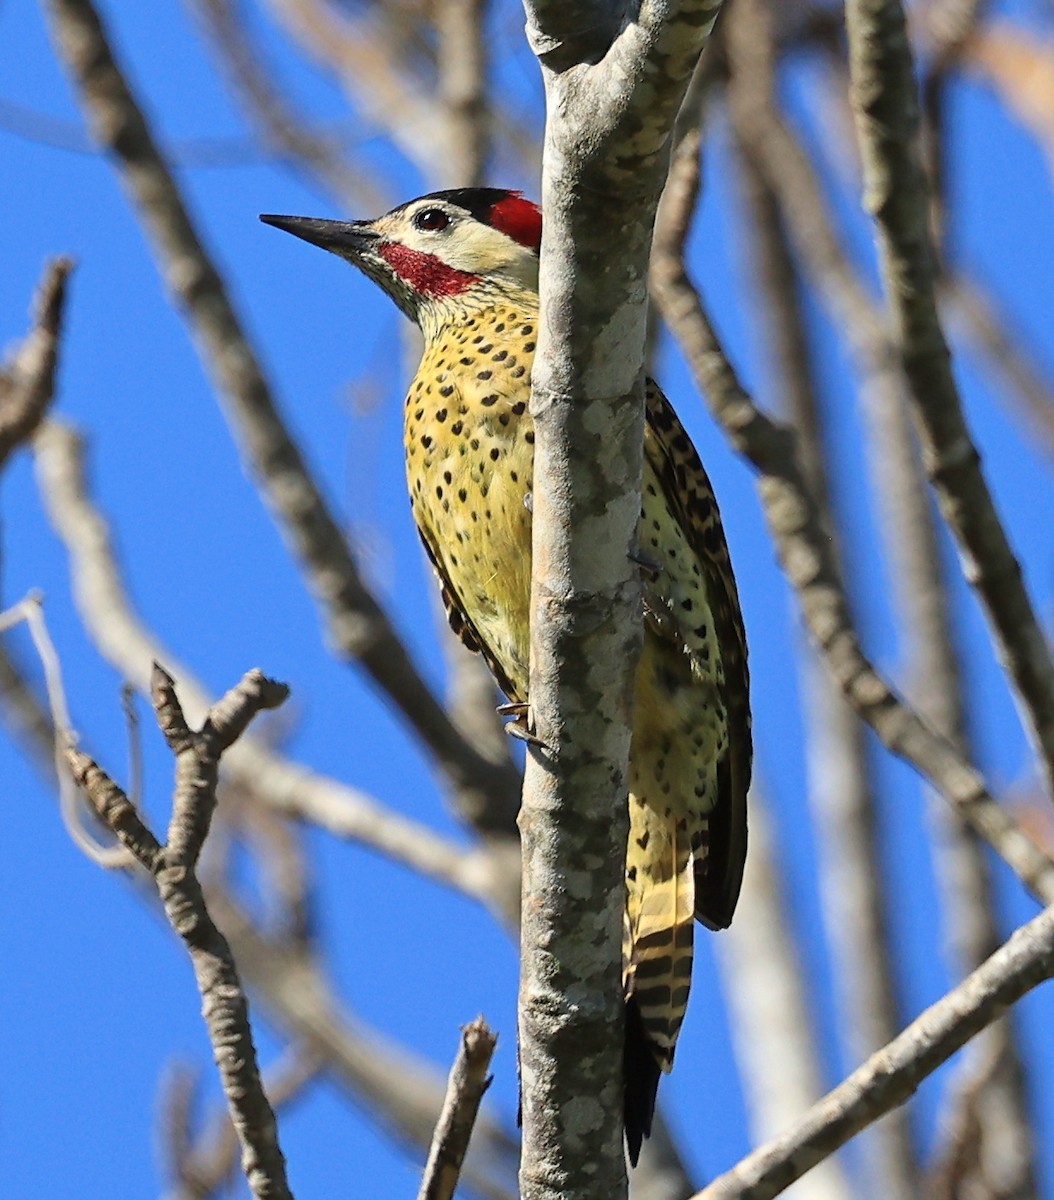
[436,409,447,422]
[525,430,535,444]
[451,420,463,435]
[478,369,493,381]
[489,447,500,460]
[511,401,526,415]
[481,395,498,407]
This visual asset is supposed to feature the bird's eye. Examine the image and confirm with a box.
[413,207,450,233]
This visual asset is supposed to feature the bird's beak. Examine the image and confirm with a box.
[259,214,380,258]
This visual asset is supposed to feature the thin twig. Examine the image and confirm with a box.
[0,591,130,867]
[164,1045,324,1200]
[207,889,520,1200]
[0,256,72,468]
[417,1016,498,1200]
[67,667,294,1200]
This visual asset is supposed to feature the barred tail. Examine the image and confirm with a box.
[622,797,695,1164]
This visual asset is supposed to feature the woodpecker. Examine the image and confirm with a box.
[261,190,750,1164]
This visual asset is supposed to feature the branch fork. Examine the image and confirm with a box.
[67,663,294,1200]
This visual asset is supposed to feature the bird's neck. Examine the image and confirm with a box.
[417,282,540,346]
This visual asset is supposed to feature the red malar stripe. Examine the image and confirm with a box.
[378,242,480,296]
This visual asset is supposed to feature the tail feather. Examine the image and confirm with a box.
[623,996,662,1167]
[623,796,695,1161]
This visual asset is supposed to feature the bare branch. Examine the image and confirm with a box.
[650,134,1054,903]
[68,669,295,1200]
[0,256,72,469]
[854,130,1040,1193]
[695,899,1054,1200]
[845,0,1054,798]
[418,1016,498,1200]
[3,622,517,1200]
[163,1046,324,1200]
[725,11,918,1188]
[33,419,513,915]
[42,0,521,825]
[1,591,132,867]
[207,890,520,1200]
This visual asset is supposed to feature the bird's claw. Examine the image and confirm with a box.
[496,701,550,750]
[630,547,663,581]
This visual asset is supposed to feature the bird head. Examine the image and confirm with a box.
[261,189,542,332]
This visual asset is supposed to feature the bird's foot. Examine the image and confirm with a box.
[496,701,549,750]
[630,548,663,581]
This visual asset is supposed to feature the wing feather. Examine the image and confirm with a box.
[415,526,523,703]
[643,379,751,928]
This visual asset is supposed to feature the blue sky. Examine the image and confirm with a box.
[2,2,1054,1196]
